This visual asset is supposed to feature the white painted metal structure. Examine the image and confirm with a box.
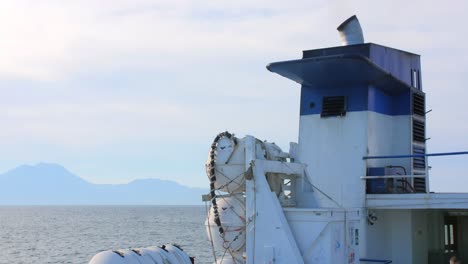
[337,15,364,46]
[203,15,468,264]
[206,135,362,264]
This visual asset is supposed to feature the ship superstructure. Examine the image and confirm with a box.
[89,15,468,264]
[203,15,468,264]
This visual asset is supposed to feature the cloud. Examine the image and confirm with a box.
[3,0,463,80]
[0,0,467,188]
[0,0,338,80]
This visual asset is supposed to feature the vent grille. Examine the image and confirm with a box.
[413,177,426,193]
[413,120,425,142]
[413,93,425,116]
[412,145,426,192]
[321,96,346,117]
[411,92,427,193]
[413,146,426,169]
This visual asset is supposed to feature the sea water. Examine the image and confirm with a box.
[0,206,213,264]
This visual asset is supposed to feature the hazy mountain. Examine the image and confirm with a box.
[0,163,208,205]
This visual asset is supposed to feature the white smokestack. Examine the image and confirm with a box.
[337,15,364,46]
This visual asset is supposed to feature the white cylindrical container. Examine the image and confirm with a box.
[134,248,165,263]
[88,251,128,264]
[206,194,246,256]
[164,244,193,264]
[206,137,246,193]
[89,249,146,264]
[89,245,192,264]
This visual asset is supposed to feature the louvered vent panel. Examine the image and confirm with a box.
[413,178,426,193]
[413,120,425,142]
[411,92,427,193]
[413,146,426,169]
[413,93,425,116]
[321,96,346,117]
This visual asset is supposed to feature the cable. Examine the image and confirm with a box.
[304,168,343,208]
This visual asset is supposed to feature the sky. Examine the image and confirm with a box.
[0,0,467,191]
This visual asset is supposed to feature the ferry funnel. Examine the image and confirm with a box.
[337,15,364,45]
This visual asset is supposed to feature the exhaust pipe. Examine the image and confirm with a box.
[337,15,364,46]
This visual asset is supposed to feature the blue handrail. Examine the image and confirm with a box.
[363,151,468,160]
[360,258,392,264]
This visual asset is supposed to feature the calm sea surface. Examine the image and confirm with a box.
[0,206,213,264]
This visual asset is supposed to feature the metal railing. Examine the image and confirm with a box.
[363,151,468,160]
[362,151,468,193]
[361,175,425,179]
[360,258,392,264]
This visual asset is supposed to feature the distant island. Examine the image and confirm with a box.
[0,163,208,205]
